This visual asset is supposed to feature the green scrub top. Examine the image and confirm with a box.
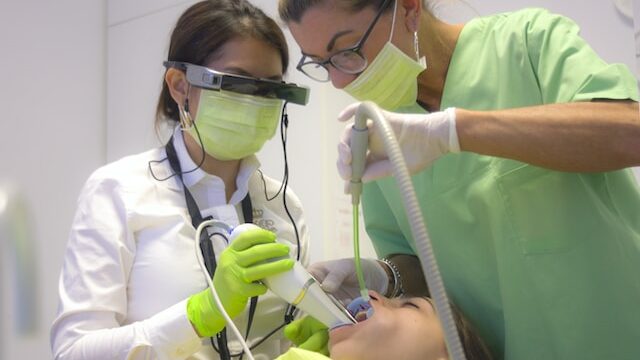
[363,8,640,360]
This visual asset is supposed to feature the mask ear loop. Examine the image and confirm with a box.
[148,84,207,182]
[388,0,398,43]
[176,86,207,174]
[414,31,427,68]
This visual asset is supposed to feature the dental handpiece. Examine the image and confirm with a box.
[229,224,356,329]
[350,105,375,301]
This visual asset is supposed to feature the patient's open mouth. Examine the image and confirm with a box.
[347,297,373,322]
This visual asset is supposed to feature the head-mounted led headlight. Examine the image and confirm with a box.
[163,61,310,106]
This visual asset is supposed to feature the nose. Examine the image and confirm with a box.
[368,290,385,303]
[328,66,357,89]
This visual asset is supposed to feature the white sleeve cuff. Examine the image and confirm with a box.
[143,299,202,359]
[446,107,460,153]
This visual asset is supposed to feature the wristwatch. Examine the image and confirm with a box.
[379,258,404,298]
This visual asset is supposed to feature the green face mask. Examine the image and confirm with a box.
[344,1,426,111]
[187,89,283,161]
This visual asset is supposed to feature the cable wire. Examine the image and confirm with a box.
[194,220,255,360]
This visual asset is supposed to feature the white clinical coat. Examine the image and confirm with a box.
[51,130,309,359]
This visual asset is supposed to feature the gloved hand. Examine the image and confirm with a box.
[308,258,388,305]
[337,102,459,185]
[187,227,294,337]
[284,316,329,355]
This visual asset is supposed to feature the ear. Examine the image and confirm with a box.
[165,68,189,107]
[399,0,421,32]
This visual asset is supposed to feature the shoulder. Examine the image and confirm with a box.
[81,147,166,199]
[486,8,574,26]
[472,8,579,38]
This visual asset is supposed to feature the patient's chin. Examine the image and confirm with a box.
[327,342,357,360]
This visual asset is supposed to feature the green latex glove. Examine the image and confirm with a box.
[284,316,329,355]
[187,226,294,337]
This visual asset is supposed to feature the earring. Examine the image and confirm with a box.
[414,31,427,68]
[178,99,193,129]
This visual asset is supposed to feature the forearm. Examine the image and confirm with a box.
[456,100,640,172]
[52,301,201,360]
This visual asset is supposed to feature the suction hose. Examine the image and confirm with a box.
[351,101,467,360]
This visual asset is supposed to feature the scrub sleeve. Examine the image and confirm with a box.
[362,8,640,360]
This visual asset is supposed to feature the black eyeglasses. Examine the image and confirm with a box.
[296,0,393,82]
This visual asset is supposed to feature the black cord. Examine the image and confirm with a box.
[257,103,301,261]
[148,113,207,182]
[225,306,299,358]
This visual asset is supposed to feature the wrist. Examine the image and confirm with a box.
[187,289,224,337]
[445,107,460,153]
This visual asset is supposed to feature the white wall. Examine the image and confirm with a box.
[0,1,106,359]
[0,0,638,358]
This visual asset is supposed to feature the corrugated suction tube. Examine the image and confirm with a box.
[351,101,467,360]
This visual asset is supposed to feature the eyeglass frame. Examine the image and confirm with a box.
[295,0,393,82]
[163,61,310,105]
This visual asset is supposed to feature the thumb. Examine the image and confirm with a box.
[338,102,362,122]
[337,142,353,181]
[320,269,350,293]
[284,320,302,343]
[343,180,352,195]
[361,159,393,182]
[299,330,329,355]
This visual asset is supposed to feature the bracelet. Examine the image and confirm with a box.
[380,258,404,298]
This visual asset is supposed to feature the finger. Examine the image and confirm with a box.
[343,181,352,195]
[283,319,303,343]
[289,316,325,344]
[339,123,354,148]
[320,269,350,293]
[337,102,362,122]
[238,281,269,298]
[299,330,329,353]
[308,265,329,281]
[231,228,276,251]
[242,259,294,282]
[337,134,353,165]
[236,243,290,267]
[361,160,393,182]
[336,160,352,182]
[307,261,331,282]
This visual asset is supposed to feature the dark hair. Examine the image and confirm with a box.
[448,300,494,360]
[156,0,289,127]
[278,0,391,23]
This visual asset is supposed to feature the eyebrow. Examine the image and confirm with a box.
[326,30,353,52]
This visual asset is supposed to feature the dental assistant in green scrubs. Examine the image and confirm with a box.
[279,0,640,359]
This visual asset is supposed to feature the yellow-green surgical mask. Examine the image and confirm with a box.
[344,0,426,110]
[187,89,283,161]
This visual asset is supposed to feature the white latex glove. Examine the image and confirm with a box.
[337,102,460,185]
[308,258,388,305]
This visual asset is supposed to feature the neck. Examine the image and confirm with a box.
[416,12,464,112]
[183,132,240,202]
